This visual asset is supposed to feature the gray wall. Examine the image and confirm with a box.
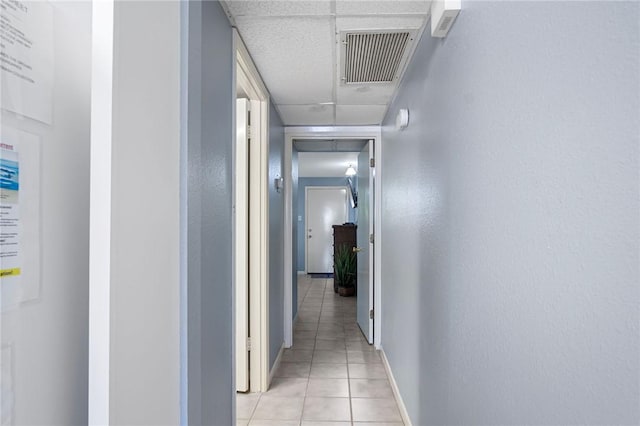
[269,102,285,368]
[0,3,91,424]
[297,177,356,272]
[183,1,234,424]
[381,2,639,425]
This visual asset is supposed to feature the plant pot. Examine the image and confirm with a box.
[338,286,355,297]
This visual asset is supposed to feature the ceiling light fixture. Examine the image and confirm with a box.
[345,164,357,176]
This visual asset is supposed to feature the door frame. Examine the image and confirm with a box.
[305,186,349,274]
[234,30,270,393]
[284,126,382,349]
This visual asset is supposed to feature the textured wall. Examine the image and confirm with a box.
[381,2,639,424]
[184,1,234,424]
[269,102,285,368]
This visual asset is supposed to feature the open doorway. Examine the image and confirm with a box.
[283,128,382,349]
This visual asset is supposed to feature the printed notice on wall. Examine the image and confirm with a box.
[0,0,53,124]
[0,140,20,280]
[0,127,39,311]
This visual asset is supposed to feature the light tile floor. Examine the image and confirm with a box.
[237,275,404,426]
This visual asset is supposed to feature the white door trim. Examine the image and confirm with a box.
[284,126,382,349]
[234,30,270,392]
[235,99,250,392]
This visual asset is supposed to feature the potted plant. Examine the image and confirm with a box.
[334,244,356,297]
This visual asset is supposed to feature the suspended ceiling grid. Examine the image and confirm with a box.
[223,1,431,126]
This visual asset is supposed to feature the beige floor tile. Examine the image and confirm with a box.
[315,339,346,351]
[249,420,299,426]
[346,341,376,351]
[274,361,311,378]
[310,362,348,378]
[295,322,319,332]
[349,363,387,379]
[266,377,308,397]
[302,397,351,421]
[236,418,249,426]
[317,330,345,339]
[302,422,351,426]
[351,398,402,423]
[292,338,315,350]
[352,423,404,426]
[318,319,343,326]
[347,350,382,364]
[294,330,317,340]
[236,393,260,419]
[313,350,347,364]
[344,329,366,338]
[317,324,344,333]
[297,312,320,320]
[282,349,314,363]
[306,378,349,397]
[252,395,304,421]
[350,378,394,398]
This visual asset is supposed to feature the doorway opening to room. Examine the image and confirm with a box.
[283,128,382,350]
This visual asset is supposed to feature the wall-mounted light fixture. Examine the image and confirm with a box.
[275,176,284,193]
[396,108,409,130]
[345,164,357,176]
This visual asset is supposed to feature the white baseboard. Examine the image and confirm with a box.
[269,343,285,386]
[380,349,412,426]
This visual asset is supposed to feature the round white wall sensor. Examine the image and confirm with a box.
[396,108,409,130]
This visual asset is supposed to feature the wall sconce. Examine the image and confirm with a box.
[396,108,409,130]
[345,164,357,176]
[274,176,284,193]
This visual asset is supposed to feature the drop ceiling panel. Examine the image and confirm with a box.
[278,105,335,125]
[298,152,360,178]
[336,83,395,105]
[335,1,431,16]
[225,1,332,17]
[336,16,426,32]
[235,16,334,105]
[336,105,388,125]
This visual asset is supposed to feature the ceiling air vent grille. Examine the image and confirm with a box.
[343,32,411,84]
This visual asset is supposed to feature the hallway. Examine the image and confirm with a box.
[237,275,403,425]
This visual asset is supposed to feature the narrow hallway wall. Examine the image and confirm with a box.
[381,2,639,424]
[183,1,234,424]
[269,102,285,368]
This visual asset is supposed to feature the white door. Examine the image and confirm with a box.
[306,187,348,274]
[356,141,374,343]
[235,98,249,392]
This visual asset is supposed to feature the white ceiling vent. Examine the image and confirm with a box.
[340,30,415,85]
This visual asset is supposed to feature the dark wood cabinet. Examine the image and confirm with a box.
[332,224,357,292]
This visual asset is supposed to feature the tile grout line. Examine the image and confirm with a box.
[300,276,324,425]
